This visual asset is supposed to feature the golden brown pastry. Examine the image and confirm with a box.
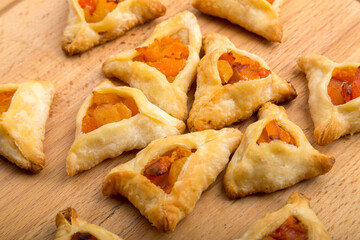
[224,103,334,199]
[103,11,202,121]
[55,207,123,240]
[236,192,331,240]
[102,128,242,232]
[193,0,285,42]
[62,0,166,55]
[66,79,185,176]
[298,54,360,145]
[0,81,55,172]
[187,33,296,132]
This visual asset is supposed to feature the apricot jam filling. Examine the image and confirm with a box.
[263,216,308,240]
[82,92,139,134]
[133,37,190,83]
[78,0,121,23]
[257,120,296,146]
[0,90,16,117]
[143,147,196,193]
[267,0,275,4]
[327,66,360,105]
[71,232,98,240]
[218,51,271,85]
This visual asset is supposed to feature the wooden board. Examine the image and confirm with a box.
[0,0,359,239]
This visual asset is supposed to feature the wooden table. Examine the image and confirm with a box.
[0,0,359,239]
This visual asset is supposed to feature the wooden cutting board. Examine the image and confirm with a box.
[0,0,359,239]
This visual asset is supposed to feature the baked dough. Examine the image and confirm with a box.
[236,192,331,240]
[298,54,360,145]
[62,0,166,55]
[55,207,123,240]
[0,81,55,173]
[66,79,185,176]
[102,11,202,121]
[192,0,285,42]
[187,33,296,132]
[224,103,335,199]
[102,128,242,232]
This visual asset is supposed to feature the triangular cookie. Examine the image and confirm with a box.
[102,128,242,232]
[193,0,285,42]
[62,0,166,55]
[236,192,331,240]
[224,103,334,199]
[55,207,123,240]
[187,33,296,132]
[0,81,55,172]
[66,79,185,176]
[102,11,202,121]
[298,54,360,145]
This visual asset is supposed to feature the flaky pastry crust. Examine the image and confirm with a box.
[224,103,334,198]
[102,128,242,232]
[102,11,202,121]
[187,33,296,132]
[192,0,285,42]
[0,81,55,172]
[62,0,166,55]
[66,79,185,176]
[55,207,123,240]
[236,192,331,240]
[298,54,360,145]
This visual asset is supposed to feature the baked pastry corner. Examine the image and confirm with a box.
[236,192,331,240]
[0,80,55,172]
[55,207,123,239]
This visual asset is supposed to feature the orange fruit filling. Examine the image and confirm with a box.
[143,147,196,193]
[0,90,16,117]
[263,216,308,240]
[267,0,275,4]
[257,120,296,146]
[327,66,360,105]
[218,52,271,85]
[81,92,139,134]
[133,37,189,83]
[71,232,98,240]
[78,0,120,23]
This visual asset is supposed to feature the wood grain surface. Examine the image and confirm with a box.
[0,0,359,239]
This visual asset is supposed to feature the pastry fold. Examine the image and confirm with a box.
[102,128,242,232]
[224,103,334,198]
[62,0,166,55]
[66,79,185,176]
[298,54,360,145]
[103,11,202,121]
[193,0,285,42]
[0,81,55,172]
[236,192,331,240]
[55,207,123,240]
[187,33,296,131]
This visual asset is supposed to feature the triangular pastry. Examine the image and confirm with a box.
[62,0,166,55]
[102,11,202,121]
[224,103,335,199]
[102,128,242,232]
[236,192,331,240]
[0,81,55,173]
[193,0,285,42]
[298,54,360,145]
[55,207,123,240]
[66,79,185,176]
[187,33,296,132]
